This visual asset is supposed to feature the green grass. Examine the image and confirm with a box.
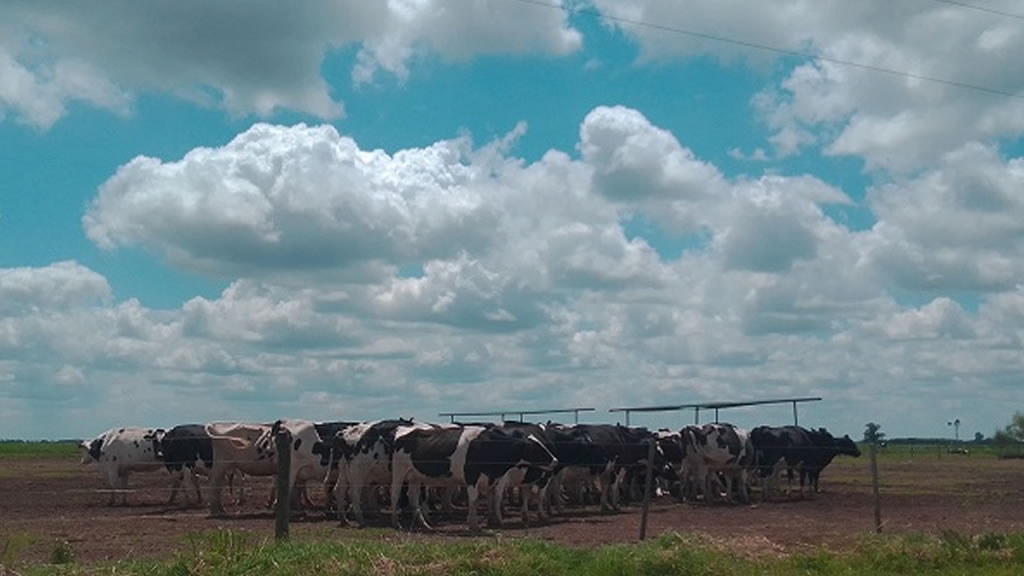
[866,442,1024,461]
[0,442,81,460]
[7,530,1024,576]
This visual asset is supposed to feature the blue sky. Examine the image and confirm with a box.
[1,1,1023,440]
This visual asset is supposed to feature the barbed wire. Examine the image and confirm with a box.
[927,0,1024,20]
[503,0,1024,101]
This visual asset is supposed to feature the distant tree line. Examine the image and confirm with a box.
[0,439,81,444]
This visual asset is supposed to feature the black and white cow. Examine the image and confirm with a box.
[326,418,422,526]
[307,420,361,510]
[79,427,165,506]
[681,423,755,505]
[749,425,814,501]
[255,419,341,511]
[653,429,686,498]
[488,421,563,526]
[204,421,278,516]
[390,424,558,532]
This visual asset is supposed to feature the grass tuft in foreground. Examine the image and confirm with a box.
[8,528,1024,576]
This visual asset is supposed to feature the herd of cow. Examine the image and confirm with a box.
[79,418,862,532]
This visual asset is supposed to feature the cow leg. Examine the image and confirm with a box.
[389,462,411,530]
[466,481,484,533]
[333,471,352,526]
[350,480,372,527]
[389,483,402,530]
[596,470,612,512]
[229,471,245,505]
[736,470,750,504]
[535,481,550,521]
[487,484,502,528]
[440,486,455,515]
[208,467,229,517]
[700,466,716,504]
[165,469,182,506]
[336,477,353,526]
[490,476,512,528]
[615,467,629,511]
[548,469,565,515]
[367,484,383,515]
[407,482,434,531]
[266,477,277,509]
[116,472,131,506]
[188,468,202,505]
[520,486,532,526]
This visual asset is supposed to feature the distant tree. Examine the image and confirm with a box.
[993,411,1024,445]
[974,432,985,443]
[863,422,886,444]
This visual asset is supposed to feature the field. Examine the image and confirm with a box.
[2,442,1023,574]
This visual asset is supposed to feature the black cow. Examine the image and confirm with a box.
[800,427,861,494]
[543,423,659,513]
[153,424,215,506]
[390,424,558,531]
[749,425,815,501]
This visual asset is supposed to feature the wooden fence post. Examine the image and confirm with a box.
[870,441,882,534]
[638,438,657,541]
[275,429,292,542]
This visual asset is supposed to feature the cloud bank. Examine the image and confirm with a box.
[3,106,1022,437]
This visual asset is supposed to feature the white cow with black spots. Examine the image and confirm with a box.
[79,427,166,506]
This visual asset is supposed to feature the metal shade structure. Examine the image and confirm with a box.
[437,407,596,424]
[608,396,822,426]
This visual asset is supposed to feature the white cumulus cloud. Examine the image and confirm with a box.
[0,0,582,128]
[0,105,1019,439]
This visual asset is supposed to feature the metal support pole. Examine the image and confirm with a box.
[870,442,882,533]
[274,429,291,541]
[715,408,719,423]
[638,438,656,541]
[574,410,579,424]
[694,407,700,425]
[625,411,630,426]
[793,401,799,426]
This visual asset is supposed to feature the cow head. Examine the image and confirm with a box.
[655,431,684,474]
[79,437,103,465]
[255,420,292,461]
[142,428,166,460]
[836,434,861,458]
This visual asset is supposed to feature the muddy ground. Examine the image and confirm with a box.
[2,453,1022,565]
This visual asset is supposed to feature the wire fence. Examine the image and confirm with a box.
[3,426,1023,546]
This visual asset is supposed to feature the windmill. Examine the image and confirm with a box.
[947,418,961,442]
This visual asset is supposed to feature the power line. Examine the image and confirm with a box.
[927,0,1024,21]
[506,0,1024,101]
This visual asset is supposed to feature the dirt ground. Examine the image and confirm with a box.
[2,453,1022,565]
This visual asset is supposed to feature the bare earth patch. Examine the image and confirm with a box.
[1,454,1021,565]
